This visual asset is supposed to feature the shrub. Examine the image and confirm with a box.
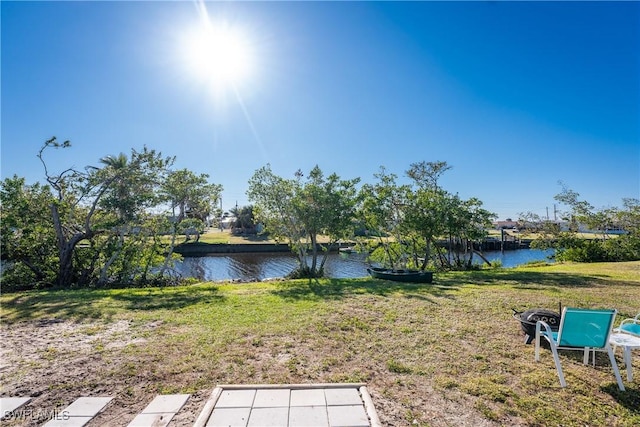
[556,235,640,263]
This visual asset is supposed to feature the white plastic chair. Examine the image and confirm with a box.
[611,312,640,382]
[615,313,640,337]
[534,307,625,391]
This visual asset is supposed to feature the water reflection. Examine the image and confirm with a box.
[482,248,554,267]
[175,249,555,282]
[176,252,368,281]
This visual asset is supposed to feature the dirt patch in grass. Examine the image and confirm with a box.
[1,307,514,427]
[1,265,639,426]
[0,316,502,427]
[1,319,168,426]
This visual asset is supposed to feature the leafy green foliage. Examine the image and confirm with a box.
[527,186,639,263]
[1,138,221,289]
[1,176,58,289]
[247,164,360,278]
[161,169,222,223]
[229,205,257,233]
[554,235,640,263]
[358,161,496,271]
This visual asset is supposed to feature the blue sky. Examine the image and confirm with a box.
[2,1,639,221]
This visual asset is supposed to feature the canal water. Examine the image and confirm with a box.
[175,248,555,282]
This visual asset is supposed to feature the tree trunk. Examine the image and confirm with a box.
[160,224,178,275]
[21,258,47,284]
[99,233,124,285]
[51,203,72,287]
[51,202,91,287]
[472,249,492,266]
[309,233,318,274]
[420,237,431,271]
[56,243,75,287]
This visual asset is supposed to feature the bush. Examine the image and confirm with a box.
[556,235,640,263]
[286,265,325,279]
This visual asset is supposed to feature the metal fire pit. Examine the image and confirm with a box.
[512,308,561,344]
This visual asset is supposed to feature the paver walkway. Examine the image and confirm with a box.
[127,393,191,427]
[43,396,113,427]
[193,383,381,427]
[2,384,380,426]
[1,397,32,419]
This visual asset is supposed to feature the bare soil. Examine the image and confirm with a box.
[1,318,499,427]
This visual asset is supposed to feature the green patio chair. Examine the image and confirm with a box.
[615,313,640,337]
[534,307,625,391]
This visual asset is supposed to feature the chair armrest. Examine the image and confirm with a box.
[534,320,558,363]
[618,318,640,337]
[536,320,555,341]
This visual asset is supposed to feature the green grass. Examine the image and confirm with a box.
[2,261,639,426]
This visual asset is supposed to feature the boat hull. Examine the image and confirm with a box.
[367,267,433,283]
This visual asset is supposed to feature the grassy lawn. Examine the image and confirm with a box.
[182,229,329,245]
[1,261,639,426]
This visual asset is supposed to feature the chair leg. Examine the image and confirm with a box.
[584,348,597,366]
[534,325,542,362]
[624,346,633,382]
[606,345,626,391]
[549,343,567,387]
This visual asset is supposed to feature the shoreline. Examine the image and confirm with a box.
[173,241,354,256]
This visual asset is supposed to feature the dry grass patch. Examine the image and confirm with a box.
[1,262,639,426]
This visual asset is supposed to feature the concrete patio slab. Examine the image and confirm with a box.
[192,383,381,427]
[140,393,190,414]
[1,397,32,419]
[327,404,370,427]
[247,407,289,426]
[215,389,257,408]
[59,396,113,417]
[325,388,363,406]
[127,412,176,427]
[253,389,291,408]
[43,396,113,427]
[206,407,251,427]
[127,393,190,427]
[290,389,326,407]
[289,405,329,426]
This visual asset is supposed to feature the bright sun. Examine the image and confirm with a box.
[182,18,253,90]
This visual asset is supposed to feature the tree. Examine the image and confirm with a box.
[37,138,177,286]
[247,164,360,278]
[359,161,496,271]
[358,166,410,269]
[405,160,451,191]
[230,205,257,234]
[161,169,222,223]
[0,176,58,288]
[438,195,496,269]
[247,164,301,245]
[618,198,640,235]
[158,169,222,273]
[5,139,224,288]
[293,166,360,275]
[527,184,640,262]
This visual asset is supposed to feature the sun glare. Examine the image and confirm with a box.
[181,15,253,92]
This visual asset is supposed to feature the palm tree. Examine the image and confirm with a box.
[99,153,132,222]
[230,205,256,233]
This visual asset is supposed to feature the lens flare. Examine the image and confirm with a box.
[184,21,252,87]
